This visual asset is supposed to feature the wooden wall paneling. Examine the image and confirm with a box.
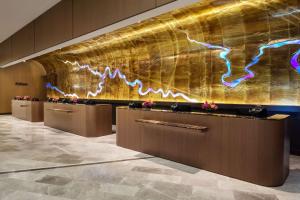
[12,100,44,122]
[116,108,142,151]
[0,61,46,114]
[158,112,191,165]
[116,108,131,148]
[0,67,11,113]
[34,0,73,52]
[44,103,112,137]
[220,118,252,181]
[116,107,290,186]
[156,0,175,7]
[73,0,156,37]
[73,0,122,37]
[0,38,12,65]
[30,101,44,122]
[0,72,5,109]
[126,109,143,151]
[289,118,300,155]
[160,124,184,163]
[12,62,46,100]
[44,103,76,132]
[85,104,113,137]
[141,125,162,157]
[11,22,34,60]
[256,120,288,185]
[119,0,156,19]
[139,111,163,157]
[189,114,222,172]
[12,100,28,120]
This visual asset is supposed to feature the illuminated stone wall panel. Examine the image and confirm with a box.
[35,0,300,105]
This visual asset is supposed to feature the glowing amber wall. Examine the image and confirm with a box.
[35,0,300,105]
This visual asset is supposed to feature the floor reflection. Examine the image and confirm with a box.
[0,115,299,200]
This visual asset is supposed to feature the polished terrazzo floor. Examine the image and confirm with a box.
[0,115,299,200]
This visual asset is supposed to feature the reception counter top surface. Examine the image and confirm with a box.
[117,106,289,121]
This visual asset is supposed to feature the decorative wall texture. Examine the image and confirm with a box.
[35,0,300,105]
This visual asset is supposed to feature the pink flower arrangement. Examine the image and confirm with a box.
[142,100,155,109]
[14,96,31,101]
[201,101,218,111]
[70,97,78,104]
[52,98,59,103]
[23,96,31,101]
[14,96,22,100]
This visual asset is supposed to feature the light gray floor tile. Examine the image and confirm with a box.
[0,115,299,200]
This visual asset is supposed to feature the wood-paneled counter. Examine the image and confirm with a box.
[116,107,290,186]
[12,100,44,122]
[44,103,112,137]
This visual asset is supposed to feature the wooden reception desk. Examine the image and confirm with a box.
[12,100,44,122]
[116,107,290,186]
[44,102,112,137]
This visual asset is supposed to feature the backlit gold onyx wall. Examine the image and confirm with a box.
[35,0,300,105]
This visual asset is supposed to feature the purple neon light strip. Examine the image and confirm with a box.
[46,82,79,98]
[185,33,300,88]
[291,49,300,74]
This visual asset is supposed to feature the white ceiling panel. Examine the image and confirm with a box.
[0,0,61,43]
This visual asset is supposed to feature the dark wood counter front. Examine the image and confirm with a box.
[12,100,44,122]
[116,107,290,186]
[44,102,112,137]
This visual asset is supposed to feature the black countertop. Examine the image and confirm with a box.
[117,106,290,121]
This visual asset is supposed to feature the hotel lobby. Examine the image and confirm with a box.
[0,0,300,199]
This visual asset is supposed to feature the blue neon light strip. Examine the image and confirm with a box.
[185,32,300,88]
